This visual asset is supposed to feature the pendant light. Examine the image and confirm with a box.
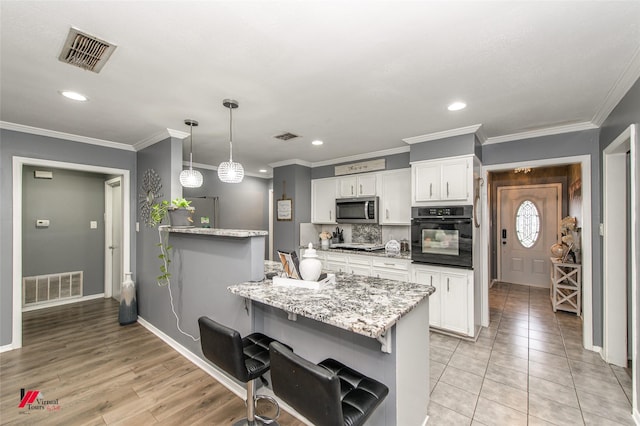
[218,99,244,183]
[179,119,203,188]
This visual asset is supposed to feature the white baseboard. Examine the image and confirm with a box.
[0,343,17,353]
[21,293,105,312]
[136,316,311,425]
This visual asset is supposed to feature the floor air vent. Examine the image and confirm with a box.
[23,271,83,308]
[58,27,117,73]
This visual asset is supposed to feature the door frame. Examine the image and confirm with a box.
[480,155,593,350]
[104,176,123,299]
[602,125,637,383]
[11,157,131,350]
[496,183,562,286]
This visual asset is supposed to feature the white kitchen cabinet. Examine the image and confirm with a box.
[311,178,337,224]
[412,156,473,205]
[378,169,411,225]
[372,258,410,281]
[337,174,377,198]
[412,264,474,337]
[325,252,348,273]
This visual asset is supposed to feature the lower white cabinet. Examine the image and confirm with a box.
[372,258,411,281]
[412,264,474,337]
[300,249,410,280]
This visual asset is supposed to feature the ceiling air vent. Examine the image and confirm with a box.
[274,132,300,141]
[58,27,117,73]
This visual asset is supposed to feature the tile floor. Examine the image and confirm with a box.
[428,282,634,425]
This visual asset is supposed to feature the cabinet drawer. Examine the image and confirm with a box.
[326,253,347,263]
[372,258,409,271]
[348,255,373,266]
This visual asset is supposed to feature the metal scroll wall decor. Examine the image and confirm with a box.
[139,169,163,226]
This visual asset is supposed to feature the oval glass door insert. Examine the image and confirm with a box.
[515,200,540,248]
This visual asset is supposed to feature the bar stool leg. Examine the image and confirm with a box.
[233,379,280,426]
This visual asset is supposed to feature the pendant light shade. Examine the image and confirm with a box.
[218,99,244,183]
[180,119,203,188]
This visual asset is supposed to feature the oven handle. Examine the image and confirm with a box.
[412,218,472,224]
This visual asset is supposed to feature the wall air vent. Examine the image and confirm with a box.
[274,132,300,141]
[58,27,117,73]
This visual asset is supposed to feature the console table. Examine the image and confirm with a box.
[550,258,581,315]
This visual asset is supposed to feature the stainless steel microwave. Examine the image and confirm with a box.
[336,197,378,224]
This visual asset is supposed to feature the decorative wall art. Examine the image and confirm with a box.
[139,169,163,226]
[277,180,293,221]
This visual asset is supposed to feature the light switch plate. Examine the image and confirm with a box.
[36,219,50,227]
[599,223,604,236]
[90,221,98,229]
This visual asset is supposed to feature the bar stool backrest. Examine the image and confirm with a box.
[198,316,249,383]
[269,342,344,426]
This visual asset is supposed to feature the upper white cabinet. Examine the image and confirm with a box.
[337,174,377,198]
[378,169,411,225]
[311,178,337,224]
[412,156,473,205]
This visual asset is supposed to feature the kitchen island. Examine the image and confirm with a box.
[229,270,435,426]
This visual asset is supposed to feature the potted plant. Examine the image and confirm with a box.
[148,198,196,285]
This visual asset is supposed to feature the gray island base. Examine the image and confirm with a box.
[229,271,435,426]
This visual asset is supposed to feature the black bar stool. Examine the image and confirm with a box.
[269,342,389,426]
[198,316,287,426]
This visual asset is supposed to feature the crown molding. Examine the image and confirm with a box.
[268,158,313,168]
[133,128,188,151]
[484,121,598,145]
[591,45,640,126]
[402,124,483,145]
[0,121,135,151]
[311,145,410,168]
[185,161,271,179]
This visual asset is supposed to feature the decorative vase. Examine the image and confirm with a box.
[321,239,329,250]
[300,243,322,281]
[119,272,138,325]
[550,243,565,259]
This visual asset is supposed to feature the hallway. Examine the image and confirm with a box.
[428,282,633,425]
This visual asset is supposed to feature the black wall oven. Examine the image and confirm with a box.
[411,205,473,269]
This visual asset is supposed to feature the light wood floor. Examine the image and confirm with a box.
[0,299,306,425]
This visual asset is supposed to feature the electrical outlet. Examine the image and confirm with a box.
[90,221,98,229]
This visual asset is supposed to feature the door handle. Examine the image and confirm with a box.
[329,210,332,221]
[108,245,117,250]
[360,184,363,194]
[386,209,389,219]
[502,228,507,245]
[429,183,432,198]
[447,277,450,292]
[351,185,354,195]
[446,182,450,197]
[430,276,433,286]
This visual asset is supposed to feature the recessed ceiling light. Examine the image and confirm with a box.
[311,140,324,146]
[259,169,268,173]
[60,90,88,102]
[447,101,466,111]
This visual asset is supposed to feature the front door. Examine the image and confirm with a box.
[498,184,561,287]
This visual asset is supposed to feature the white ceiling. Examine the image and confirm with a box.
[2,1,639,177]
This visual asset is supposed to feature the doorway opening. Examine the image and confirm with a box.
[11,156,131,350]
[480,155,593,350]
[602,124,637,423]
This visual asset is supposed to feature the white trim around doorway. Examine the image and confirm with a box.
[11,156,131,350]
[480,155,593,350]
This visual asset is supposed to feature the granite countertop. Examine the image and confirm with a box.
[301,246,411,260]
[228,272,434,339]
[162,225,268,238]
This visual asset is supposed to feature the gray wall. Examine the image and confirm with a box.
[183,168,270,231]
[410,133,475,162]
[0,129,136,346]
[311,152,410,179]
[273,164,311,257]
[22,166,107,296]
[135,137,181,324]
[482,128,602,344]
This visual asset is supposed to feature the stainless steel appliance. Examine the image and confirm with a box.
[411,205,473,269]
[335,197,378,224]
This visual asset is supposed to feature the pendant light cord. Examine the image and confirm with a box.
[229,105,234,162]
[189,123,194,170]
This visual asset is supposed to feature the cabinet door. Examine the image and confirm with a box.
[357,175,377,196]
[441,273,468,334]
[379,169,410,225]
[347,254,372,276]
[350,264,373,276]
[413,268,441,328]
[338,176,357,198]
[325,261,347,273]
[413,163,441,202]
[442,160,469,200]
[311,178,337,224]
